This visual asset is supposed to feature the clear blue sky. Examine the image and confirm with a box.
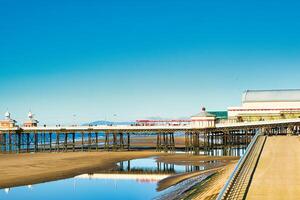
[0,0,300,124]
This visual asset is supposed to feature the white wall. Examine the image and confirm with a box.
[228,101,300,118]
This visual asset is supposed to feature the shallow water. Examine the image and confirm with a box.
[0,178,160,200]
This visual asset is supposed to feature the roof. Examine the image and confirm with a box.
[242,89,300,103]
[191,111,216,118]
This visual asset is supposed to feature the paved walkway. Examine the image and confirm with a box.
[246,136,300,200]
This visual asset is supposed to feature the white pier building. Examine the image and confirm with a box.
[228,89,300,122]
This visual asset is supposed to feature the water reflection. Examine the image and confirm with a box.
[115,157,211,174]
[205,146,247,156]
[75,157,214,185]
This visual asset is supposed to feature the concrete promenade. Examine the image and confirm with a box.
[246,136,300,200]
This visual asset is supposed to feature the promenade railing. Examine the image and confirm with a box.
[216,130,266,200]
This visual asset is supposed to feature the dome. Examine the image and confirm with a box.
[28,111,33,119]
[5,111,11,119]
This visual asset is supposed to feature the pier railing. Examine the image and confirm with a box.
[216,130,266,200]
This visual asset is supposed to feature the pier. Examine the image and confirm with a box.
[1,118,300,154]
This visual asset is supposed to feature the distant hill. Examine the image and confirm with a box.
[82,120,135,126]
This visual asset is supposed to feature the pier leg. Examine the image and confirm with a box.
[113,132,117,151]
[26,133,30,152]
[127,133,130,151]
[34,133,38,152]
[0,132,2,153]
[2,133,6,153]
[88,132,91,151]
[8,132,12,153]
[49,133,52,152]
[185,132,188,152]
[163,132,167,152]
[157,132,161,152]
[171,132,175,152]
[17,132,21,153]
[104,132,109,151]
[64,133,68,152]
[81,132,84,151]
[120,133,124,150]
[95,132,98,151]
[56,133,60,152]
[43,133,47,151]
[72,133,75,152]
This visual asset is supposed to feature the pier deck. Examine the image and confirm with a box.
[246,136,300,199]
[1,118,300,153]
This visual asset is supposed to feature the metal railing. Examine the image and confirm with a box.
[216,130,265,200]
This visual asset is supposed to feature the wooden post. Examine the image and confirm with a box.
[113,132,117,151]
[157,132,160,152]
[43,132,45,151]
[64,133,68,152]
[171,132,175,152]
[127,133,130,151]
[81,132,84,151]
[17,132,21,153]
[95,132,98,151]
[88,132,91,151]
[56,132,60,152]
[104,132,109,150]
[49,132,52,152]
[34,132,38,152]
[2,133,7,153]
[72,133,75,152]
[8,131,12,153]
[120,133,124,150]
[0,132,2,153]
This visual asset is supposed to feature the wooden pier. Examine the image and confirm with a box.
[1,118,300,154]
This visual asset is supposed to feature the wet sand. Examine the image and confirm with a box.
[157,167,222,191]
[191,162,237,199]
[157,154,238,166]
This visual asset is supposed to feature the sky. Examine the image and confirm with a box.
[0,0,300,125]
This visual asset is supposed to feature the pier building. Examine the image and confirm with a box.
[228,89,300,122]
[0,112,16,128]
[190,107,216,128]
[23,112,39,127]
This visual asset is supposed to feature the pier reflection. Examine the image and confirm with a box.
[75,157,215,184]
[96,157,220,178]
[204,145,247,157]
